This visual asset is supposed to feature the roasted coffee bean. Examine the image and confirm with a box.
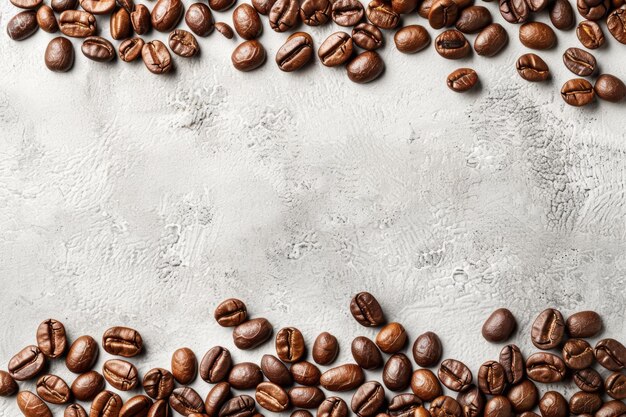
[0,370,18,396]
[506,380,538,413]
[531,309,565,349]
[170,387,205,416]
[117,0,134,13]
[606,372,626,399]
[595,74,626,103]
[394,25,430,53]
[65,404,88,417]
[412,332,442,367]
[215,22,235,38]
[229,363,263,390]
[205,382,231,417]
[253,0,277,14]
[596,339,626,371]
[526,0,549,11]
[457,385,485,417]
[255,382,289,412]
[562,339,595,369]
[44,37,74,72]
[520,412,541,417]
[276,31,314,71]
[120,395,153,417]
[573,368,603,392]
[169,29,199,56]
[410,369,443,401]
[200,347,232,384]
[130,4,151,34]
[119,37,144,61]
[482,309,516,343]
[351,381,385,417]
[71,371,104,401]
[270,0,300,32]
[526,353,567,382]
[300,0,331,25]
[11,0,42,9]
[350,292,385,327]
[319,31,355,66]
[103,359,138,391]
[91,391,123,417]
[261,354,292,386]
[143,369,174,401]
[36,375,70,404]
[318,397,349,417]
[36,7,59,34]
[430,396,462,417]
[233,4,262,40]
[607,9,626,44]
[59,10,97,37]
[383,354,412,392]
[596,401,626,417]
[82,36,116,61]
[9,346,46,381]
[366,0,400,29]
[569,392,602,415]
[566,312,602,338]
[52,0,77,12]
[151,0,184,32]
[219,395,256,417]
[332,0,364,26]
[428,0,458,29]
[352,337,383,370]
[290,361,321,386]
[275,327,306,362]
[516,53,549,81]
[474,23,507,56]
[392,0,418,13]
[110,7,132,40]
[147,401,169,417]
[539,392,568,417]
[499,0,528,23]
[455,6,491,33]
[549,0,574,29]
[435,30,471,59]
[289,387,325,409]
[233,318,273,349]
[17,391,52,417]
[209,0,235,11]
[185,3,214,36]
[388,394,422,417]
[376,323,407,354]
[79,0,115,14]
[478,361,507,395]
[320,364,365,391]
[103,327,143,357]
[577,0,610,21]
[7,11,38,41]
[576,21,605,48]
[313,332,339,365]
[352,23,383,50]
[439,359,473,392]
[418,0,435,18]
[232,40,267,71]
[484,396,512,417]
[519,22,556,49]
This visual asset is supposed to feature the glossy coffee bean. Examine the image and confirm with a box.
[418,0,435,18]
[318,397,349,417]
[376,323,407,353]
[566,311,602,338]
[484,396,512,417]
[313,332,339,365]
[290,361,321,386]
[519,22,556,49]
[120,395,153,417]
[233,318,273,348]
[103,359,138,391]
[350,293,385,327]
[474,23,507,56]
[11,0,42,9]
[457,385,485,417]
[332,0,364,27]
[569,392,602,415]
[91,391,123,417]
[7,11,38,41]
[186,3,214,36]
[388,394,422,417]
[261,354,292,386]
[439,359,473,392]
[412,332,442,367]
[51,0,76,11]
[210,0,236,11]
[82,36,116,62]
[65,404,88,417]
[229,362,263,390]
[71,371,104,401]
[410,369,442,401]
[200,347,231,384]
[516,53,549,82]
[233,4,262,40]
[576,21,605,49]
[352,381,385,417]
[151,0,184,32]
[172,348,198,384]
[596,401,626,417]
[0,370,18,396]
[111,7,132,40]
[205,383,231,417]
[289,387,325,409]
[478,361,507,395]
[539,392,568,417]
[394,25,430,53]
[573,368,603,392]
[270,0,300,32]
[352,23,383,50]
[119,38,145,62]
[352,337,383,370]
[595,74,626,103]
[596,339,626,371]
[219,396,256,417]
[549,0,574,29]
[36,7,59,34]
[347,51,384,83]
[607,9,626,44]
[526,353,566,382]
[430,396,462,417]
[79,0,115,14]
[428,0,458,29]
[320,364,365,391]
[143,369,175,400]
[367,0,400,29]
[606,372,626,399]
[130,4,151,34]
[435,30,470,59]
[383,354,412,392]
[275,327,306,362]
[147,400,169,417]
[44,37,74,72]
[276,32,314,72]
[531,309,565,349]
[507,380,538,413]
[300,0,331,25]
[255,382,289,412]
[392,0,418,13]
[482,309,516,343]
[170,387,205,416]
[562,339,594,369]
[36,375,70,404]
[59,10,96,37]
[17,391,52,417]
[499,0,528,23]
[577,0,610,21]
[103,327,143,357]
[455,6,491,33]
[9,346,46,381]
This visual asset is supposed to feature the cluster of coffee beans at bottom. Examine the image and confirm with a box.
[1,293,625,417]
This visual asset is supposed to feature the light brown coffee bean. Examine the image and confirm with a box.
[474,23,507,56]
[411,369,442,401]
[394,25,430,53]
[119,37,145,62]
[36,6,59,33]
[17,391,52,417]
[516,53,549,81]
[111,7,132,40]
[519,22,556,49]
[91,391,123,417]
[594,74,626,103]
[367,0,400,29]
[576,21,605,49]
[79,0,115,14]
[71,371,105,401]
[256,382,289,412]
[376,323,407,354]
[320,364,365,391]
[36,375,71,404]
[103,359,139,391]
[9,346,46,381]
[0,370,18,397]
[82,36,116,61]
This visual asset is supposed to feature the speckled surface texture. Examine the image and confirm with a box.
[1,0,625,415]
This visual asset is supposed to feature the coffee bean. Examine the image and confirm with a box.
[562,339,595,369]
[36,375,70,404]
[119,37,145,62]
[103,359,138,391]
[9,346,46,381]
[233,318,273,348]
[576,21,605,48]
[82,36,116,62]
[147,400,169,417]
[120,395,153,417]
[607,9,626,44]
[394,25,430,53]
[59,10,97,37]
[478,361,507,395]
[568,392,602,415]
[200,347,232,384]
[300,0,331,25]
[275,32,314,72]
[499,0,528,23]
[506,380,538,413]
[516,53,549,82]
[412,332,442,367]
[418,0,435,18]
[539,392,568,417]
[233,4,262,40]
[320,364,365,391]
[261,354,293,386]
[439,359,473,392]
[595,74,626,102]
[429,0,458,29]
[117,0,134,13]
[17,391,52,417]
[289,387,325,409]
[0,370,18,397]
[219,395,256,417]
[11,0,42,9]
[595,339,626,371]
[596,401,626,417]
[351,381,385,417]
[7,11,38,41]
[531,309,565,349]
[527,0,549,11]
[474,23,508,56]
[410,369,443,401]
[312,332,339,365]
[566,311,602,338]
[606,372,626,400]
[292,410,313,417]
[168,29,200,58]
[252,0,276,14]
[65,404,88,417]
[573,368,603,392]
[520,412,540,417]
[275,327,306,362]
[350,292,385,327]
[383,354,412,392]
[352,23,383,50]
[110,7,132,40]
[103,327,143,357]
[392,0,418,13]
[67,337,97,371]
[185,3,214,36]
[366,0,400,29]
[170,387,205,416]
[37,6,59,33]
[79,0,115,14]
[519,22,556,49]
[455,6,491,33]
[430,396,462,417]
[351,337,382,370]
[318,397,349,417]
[457,385,485,417]
[52,0,77,12]
[215,22,235,38]
[255,382,289,412]
[332,0,364,26]
[91,391,123,417]
[526,352,567,382]
[290,361,321,386]
[131,4,151,34]
[435,30,471,59]
[151,0,184,32]
[209,0,235,11]
[376,323,407,353]
[577,0,610,21]
[549,0,574,29]
[71,371,104,401]
[388,394,422,417]
[229,362,263,390]
[270,0,300,32]
[170,348,197,384]
[482,309,516,342]
[484,396,512,417]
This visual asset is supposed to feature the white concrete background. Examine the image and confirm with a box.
[0,0,625,415]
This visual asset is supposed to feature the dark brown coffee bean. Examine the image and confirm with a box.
[170,387,205,416]
[366,0,400,29]
[37,7,59,33]
[352,23,383,50]
[375,323,407,353]
[219,395,256,417]
[233,4,262,39]
[568,392,602,415]
[171,348,197,384]
[516,53,549,81]
[71,371,105,401]
[429,0,458,29]
[270,0,300,32]
[319,31,354,66]
[526,352,567,382]
[185,3,214,36]
[606,372,626,400]
[103,359,138,391]
[289,387,325,409]
[596,401,626,417]
[596,339,626,371]
[313,332,339,365]
[438,359,473,392]
[228,363,263,390]
[275,327,306,362]
[498,345,524,385]
[151,0,184,32]
[65,404,88,417]
[506,380,538,413]
[573,368,603,392]
[17,391,52,417]
[290,361,321,386]
[526,0,549,11]
[474,23,507,56]
[499,0,528,23]
[351,337,382,370]
[91,391,123,417]
[394,25,430,53]
[233,318,273,348]
[520,412,541,417]
[44,38,73,71]
[7,11,38,41]
[252,0,277,14]
[11,0,42,9]
[300,0,331,25]
[418,0,435,18]
[430,396,462,417]
[351,381,385,417]
[205,382,231,417]
[595,74,626,102]
[392,0,418,12]
[82,36,116,61]
[102,327,143,357]
[539,392,568,417]
[577,0,610,21]
[478,361,507,395]
[332,0,364,26]
[457,385,484,417]
[200,347,232,384]
[607,9,626,44]
[388,394,422,417]
[318,397,349,417]
[9,346,46,381]
[208,0,235,11]
[549,0,574,29]
[435,30,471,59]
[410,369,442,401]
[147,401,169,417]
[566,312,602,338]
[276,31,315,72]
[455,6,491,33]
[255,382,289,412]
[169,29,200,57]
[481,309,516,343]
[531,309,565,349]
[120,395,153,417]
[52,0,77,12]
[117,0,134,14]
[59,10,97,37]
[412,332,442,367]
[261,354,292,386]
[79,0,115,14]
[383,354,412,392]
[320,364,365,391]
[484,396,512,417]
[119,37,144,61]
[36,375,70,404]
[0,370,18,396]
[576,20,605,48]
[350,292,385,327]
[130,4,151,34]
[215,22,235,38]
[562,339,595,369]
[519,22,556,49]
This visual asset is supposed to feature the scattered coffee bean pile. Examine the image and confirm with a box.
[1,293,625,417]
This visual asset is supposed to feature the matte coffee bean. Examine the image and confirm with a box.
[233,318,273,348]
[383,354,412,392]
[44,37,74,72]
[410,369,443,401]
[52,0,77,12]
[320,364,365,391]
[366,0,400,29]
[216,22,235,38]
[549,0,574,30]
[595,74,626,103]
[332,0,364,27]
[430,396,462,417]
[91,391,123,417]
[36,375,70,404]
[11,0,42,9]
[276,32,314,72]
[17,391,52,417]
[0,370,18,396]
[478,361,507,395]
[607,9,626,44]
[170,387,205,416]
[484,396,512,417]
[300,0,331,25]
[111,7,132,40]
[228,363,263,390]
[219,396,255,417]
[351,381,385,417]
[318,397,349,417]
[455,6,491,33]
[577,0,610,21]
[313,332,339,365]
[595,339,626,371]
[350,292,385,327]
[256,382,289,412]
[290,361,321,386]
[531,309,565,349]
[36,7,59,33]
[388,394,422,417]
[576,21,605,49]
[569,392,602,415]
[352,23,383,50]
[506,380,538,413]
[65,404,88,417]
[103,359,138,391]
[233,4,262,40]
[9,346,46,381]
[82,36,116,62]
[103,327,143,357]
[481,309,516,342]
[120,395,153,417]
[352,337,383,370]
[375,323,407,353]
[439,359,473,392]
[562,339,595,369]
[499,0,528,23]
[168,29,200,57]
[119,38,145,62]
[428,0,458,29]
[186,3,214,36]
[457,385,485,417]
[435,30,471,59]
[474,23,507,56]
[539,392,568,417]
[270,0,300,32]
[59,10,97,37]
[261,354,292,386]
[151,0,184,32]
[519,22,556,49]
[131,4,151,34]
[606,372,626,399]
[147,400,169,417]
[516,53,549,82]
[596,401,626,417]
[566,312,602,338]
[7,11,38,41]
[412,332,442,367]
[573,368,603,392]
[526,353,566,382]
[71,371,105,401]
[200,347,232,384]
[79,0,115,14]
[205,383,231,417]
[275,327,305,362]
[289,387,325,409]
[394,25,430,53]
